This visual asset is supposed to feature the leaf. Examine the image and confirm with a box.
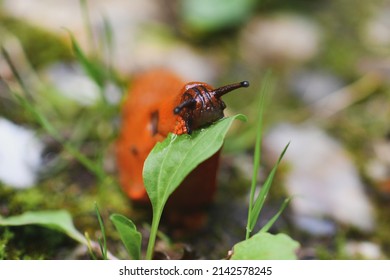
[143,114,246,212]
[143,114,246,259]
[231,231,299,260]
[110,214,142,260]
[248,142,290,233]
[181,0,256,34]
[0,210,87,245]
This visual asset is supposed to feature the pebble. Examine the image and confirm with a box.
[344,241,384,259]
[240,14,320,65]
[289,70,344,105]
[365,139,390,195]
[0,118,44,188]
[362,5,390,52]
[263,123,375,235]
[41,62,123,106]
[42,62,100,106]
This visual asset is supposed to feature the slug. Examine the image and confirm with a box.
[116,69,249,219]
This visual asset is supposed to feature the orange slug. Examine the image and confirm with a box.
[115,69,249,217]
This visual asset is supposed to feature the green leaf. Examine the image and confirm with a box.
[248,142,290,233]
[181,0,256,34]
[231,232,299,260]
[0,210,87,245]
[110,214,142,260]
[143,114,246,259]
[143,114,246,212]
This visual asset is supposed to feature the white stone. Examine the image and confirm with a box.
[43,63,100,106]
[289,70,344,104]
[0,118,43,188]
[344,241,384,259]
[362,6,390,51]
[241,14,320,64]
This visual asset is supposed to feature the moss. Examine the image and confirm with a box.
[1,226,76,259]
[0,15,73,69]
[0,228,13,259]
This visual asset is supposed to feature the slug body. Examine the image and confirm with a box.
[116,69,249,214]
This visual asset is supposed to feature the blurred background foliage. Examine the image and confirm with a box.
[1,0,390,259]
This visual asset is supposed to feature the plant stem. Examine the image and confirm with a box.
[145,208,163,260]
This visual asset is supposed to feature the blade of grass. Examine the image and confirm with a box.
[248,142,290,234]
[68,31,105,88]
[1,46,32,100]
[85,232,98,260]
[95,203,107,260]
[102,15,114,71]
[80,0,95,53]
[245,71,272,239]
[259,197,292,233]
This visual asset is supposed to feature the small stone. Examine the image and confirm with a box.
[344,241,384,259]
[42,62,100,106]
[289,70,344,105]
[0,118,44,188]
[241,14,320,65]
[365,139,390,194]
[292,215,337,236]
[362,6,390,51]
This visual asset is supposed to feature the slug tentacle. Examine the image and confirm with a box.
[213,80,249,98]
[173,99,196,114]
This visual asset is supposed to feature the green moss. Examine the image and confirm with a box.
[0,15,73,69]
[0,228,14,259]
[2,226,75,259]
